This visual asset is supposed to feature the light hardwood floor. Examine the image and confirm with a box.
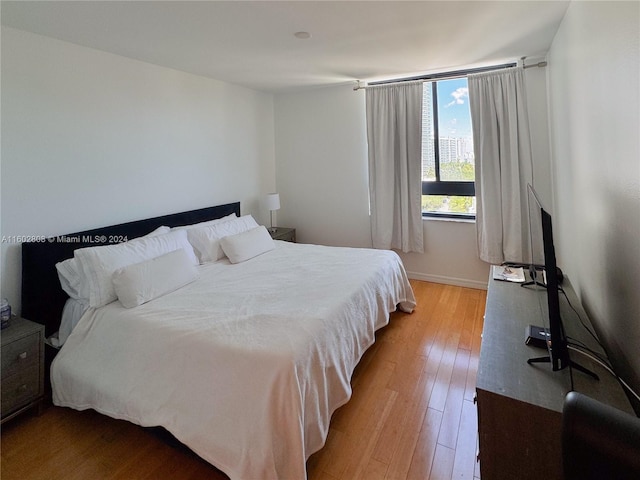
[1,280,486,480]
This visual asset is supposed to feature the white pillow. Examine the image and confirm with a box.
[187,215,259,263]
[75,229,198,308]
[55,225,171,300]
[172,213,237,231]
[112,249,199,308]
[56,257,90,300]
[172,213,237,260]
[220,226,275,264]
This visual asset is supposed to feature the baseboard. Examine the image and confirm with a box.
[406,271,488,290]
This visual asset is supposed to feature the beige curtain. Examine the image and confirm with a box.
[366,81,424,253]
[468,68,533,264]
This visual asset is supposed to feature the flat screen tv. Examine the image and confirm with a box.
[525,184,597,379]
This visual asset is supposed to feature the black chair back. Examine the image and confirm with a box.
[562,391,640,480]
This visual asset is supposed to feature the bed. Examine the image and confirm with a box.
[21,203,415,480]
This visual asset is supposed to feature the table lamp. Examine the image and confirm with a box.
[266,193,280,233]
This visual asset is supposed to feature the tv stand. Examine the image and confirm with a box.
[527,355,599,381]
[476,275,632,480]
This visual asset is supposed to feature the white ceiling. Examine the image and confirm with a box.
[1,1,570,93]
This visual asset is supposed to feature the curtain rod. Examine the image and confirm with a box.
[522,55,548,69]
[353,62,516,91]
[353,58,546,91]
[522,61,548,69]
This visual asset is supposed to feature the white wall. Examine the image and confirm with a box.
[274,66,551,290]
[547,1,640,405]
[1,27,276,311]
[274,86,372,248]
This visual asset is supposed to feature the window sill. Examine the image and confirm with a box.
[422,215,475,224]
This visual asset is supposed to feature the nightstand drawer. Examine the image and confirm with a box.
[1,364,41,414]
[1,332,40,377]
[1,317,45,422]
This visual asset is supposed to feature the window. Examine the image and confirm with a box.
[422,78,476,218]
[367,63,514,219]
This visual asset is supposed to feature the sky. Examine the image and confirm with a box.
[436,78,473,139]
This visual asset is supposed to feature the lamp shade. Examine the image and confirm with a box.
[266,193,281,211]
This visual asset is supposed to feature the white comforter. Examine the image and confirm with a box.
[52,241,416,480]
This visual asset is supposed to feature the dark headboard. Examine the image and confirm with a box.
[21,202,241,337]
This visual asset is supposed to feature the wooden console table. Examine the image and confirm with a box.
[476,275,633,479]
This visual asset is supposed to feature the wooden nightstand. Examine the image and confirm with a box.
[269,227,296,243]
[1,316,45,423]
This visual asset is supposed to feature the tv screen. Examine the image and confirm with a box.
[525,184,570,371]
[526,185,598,380]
